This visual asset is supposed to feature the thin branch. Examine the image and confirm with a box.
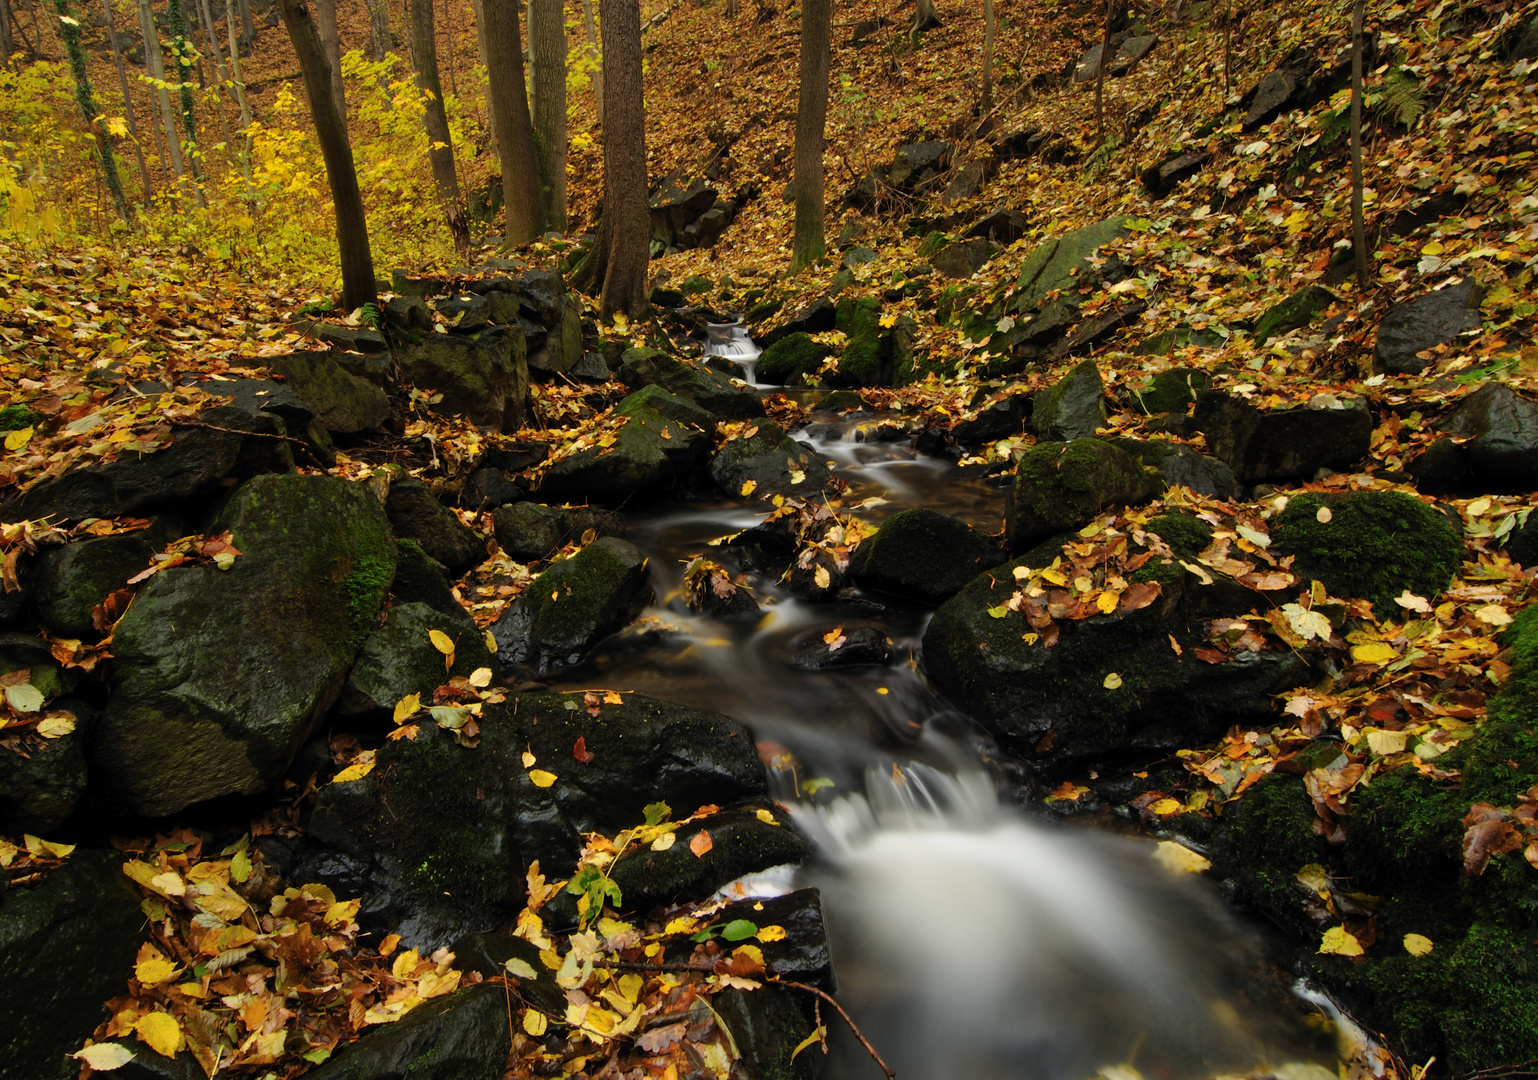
[769,979,895,1080]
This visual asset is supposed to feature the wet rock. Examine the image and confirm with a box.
[783,548,849,602]
[1134,327,1227,357]
[939,159,987,204]
[481,439,550,474]
[1033,360,1107,441]
[755,332,833,386]
[842,246,879,268]
[489,537,652,676]
[931,237,992,279]
[611,798,807,910]
[1407,437,1470,496]
[389,539,463,620]
[338,603,495,715]
[302,984,508,1080]
[1128,367,1210,414]
[385,478,486,575]
[713,986,821,1080]
[31,518,179,639]
[702,889,833,985]
[540,387,712,502]
[0,404,292,524]
[458,466,522,512]
[384,294,431,332]
[1112,439,1240,500]
[816,389,868,413]
[1242,69,1301,130]
[267,350,391,434]
[617,347,764,420]
[967,208,1029,244]
[952,393,1031,443]
[831,295,886,388]
[793,626,894,669]
[0,715,88,833]
[1272,490,1463,613]
[391,328,528,432]
[848,508,1003,604]
[1006,439,1160,548]
[1254,285,1337,345]
[1375,279,1485,375]
[0,851,147,1080]
[95,474,395,815]
[300,320,388,353]
[1192,390,1372,483]
[761,297,837,345]
[1141,150,1210,196]
[491,502,625,563]
[708,421,833,498]
[570,352,612,382]
[307,692,766,938]
[922,551,1311,764]
[1050,300,1146,359]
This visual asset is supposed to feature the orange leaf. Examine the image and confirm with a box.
[689,830,713,858]
[573,736,595,764]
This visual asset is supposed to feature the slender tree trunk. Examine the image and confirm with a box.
[408,0,468,253]
[596,0,646,317]
[165,0,206,202]
[224,0,254,181]
[1351,0,1369,290]
[472,0,495,144]
[277,0,377,310]
[237,0,254,48]
[25,0,46,58]
[195,0,235,163]
[102,0,154,199]
[1223,0,1237,97]
[789,0,829,274]
[140,0,189,196]
[1094,0,1111,137]
[440,0,455,94]
[363,0,389,57]
[314,0,346,122]
[581,0,600,124]
[53,0,132,223]
[529,0,565,231]
[980,0,993,113]
[482,0,542,243]
[0,0,14,67]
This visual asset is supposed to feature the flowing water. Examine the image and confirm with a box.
[704,322,763,384]
[551,406,1334,1080]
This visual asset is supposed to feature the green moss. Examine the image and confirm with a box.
[746,297,782,324]
[917,230,949,257]
[1345,766,1464,887]
[345,554,395,648]
[833,296,884,386]
[757,333,832,385]
[1254,284,1337,345]
[1273,490,1462,613]
[524,542,641,645]
[1218,773,1332,929]
[1131,367,1210,414]
[1143,512,1212,559]
[0,404,41,432]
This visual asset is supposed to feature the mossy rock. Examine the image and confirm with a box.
[0,404,42,432]
[757,332,833,386]
[340,602,494,715]
[707,420,833,498]
[392,327,527,432]
[1210,772,1333,935]
[1006,439,1160,548]
[832,296,885,388]
[1253,284,1337,345]
[847,507,1003,604]
[617,347,764,420]
[540,388,712,503]
[389,538,462,620]
[385,478,487,575]
[301,983,511,1080]
[30,517,180,639]
[0,711,87,834]
[1272,490,1462,613]
[1033,360,1107,440]
[1130,367,1210,414]
[816,389,868,413]
[1012,217,1130,314]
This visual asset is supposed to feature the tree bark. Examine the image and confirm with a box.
[581,0,600,124]
[1094,0,1111,137]
[314,0,347,122]
[237,0,254,48]
[981,0,993,113]
[165,0,206,201]
[195,0,235,162]
[363,0,389,58]
[910,0,938,46]
[481,0,542,243]
[596,0,647,317]
[408,0,468,253]
[440,0,455,93]
[529,0,566,231]
[140,0,189,194]
[223,0,253,179]
[53,0,132,223]
[471,0,495,144]
[277,0,377,311]
[102,0,154,199]
[0,0,14,68]
[789,0,829,274]
[1351,0,1369,290]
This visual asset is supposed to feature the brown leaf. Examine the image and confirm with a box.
[573,736,595,764]
[689,830,714,858]
[1461,806,1521,876]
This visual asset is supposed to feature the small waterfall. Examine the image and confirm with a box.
[704,321,762,384]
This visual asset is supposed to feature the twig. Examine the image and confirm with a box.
[770,978,894,1080]
[1455,1059,1538,1080]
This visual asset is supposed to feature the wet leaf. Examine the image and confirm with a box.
[1403,933,1434,957]
[428,629,456,654]
[522,1009,548,1036]
[36,714,75,737]
[468,667,492,688]
[1351,642,1397,664]
[643,801,671,825]
[5,683,44,713]
[393,693,422,723]
[72,1043,135,1070]
[721,919,757,941]
[529,769,558,788]
[1318,926,1364,956]
[133,1013,182,1058]
[332,761,375,783]
[755,808,779,826]
[1103,672,1123,689]
[689,830,714,857]
[573,736,595,763]
[505,956,538,979]
[651,831,676,851]
[740,480,757,496]
[1153,841,1211,874]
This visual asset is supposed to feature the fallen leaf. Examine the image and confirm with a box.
[689,830,714,857]
[1403,933,1434,956]
[1152,841,1211,874]
[1351,642,1397,664]
[1316,507,1333,523]
[4,683,44,713]
[740,480,757,496]
[1319,926,1364,956]
[651,831,676,851]
[573,736,595,764]
[468,667,492,688]
[133,1013,183,1058]
[393,693,421,723]
[1474,604,1513,627]
[1103,672,1123,689]
[36,714,75,737]
[755,808,779,826]
[72,1043,135,1071]
[529,770,558,788]
[1395,590,1432,613]
[522,1009,548,1036]
[428,629,456,654]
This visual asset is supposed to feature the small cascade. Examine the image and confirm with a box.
[703,321,762,384]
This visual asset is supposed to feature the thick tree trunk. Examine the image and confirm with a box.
[481,0,542,243]
[981,0,994,113]
[1351,0,1369,290]
[237,0,254,47]
[102,0,154,199]
[789,0,829,274]
[314,0,347,122]
[277,0,377,310]
[363,0,389,58]
[53,0,132,223]
[529,0,566,231]
[581,0,600,124]
[472,0,495,144]
[408,0,468,253]
[910,0,938,45]
[596,0,647,317]
[140,0,189,194]
[0,0,14,68]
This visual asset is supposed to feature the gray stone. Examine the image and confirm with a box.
[931,237,993,279]
[392,328,528,433]
[939,159,987,204]
[793,626,893,669]
[967,208,1028,244]
[1243,69,1301,130]
[0,715,87,834]
[1141,150,1210,196]
[267,350,392,433]
[31,518,178,638]
[616,347,764,420]
[300,321,388,353]
[1111,439,1240,499]
[339,602,494,715]
[1193,390,1372,483]
[952,393,1031,443]
[1375,279,1485,374]
[1034,360,1107,441]
[390,539,462,620]
[458,466,522,512]
[385,478,487,574]
[1437,382,1538,490]
[384,294,431,332]
[1109,33,1159,75]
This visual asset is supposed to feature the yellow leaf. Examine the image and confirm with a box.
[1153,841,1211,874]
[650,831,676,851]
[468,667,492,688]
[813,564,831,589]
[755,808,779,826]
[1148,798,1182,816]
[5,683,44,713]
[4,426,33,451]
[428,629,456,654]
[1296,863,1329,895]
[1319,926,1364,956]
[1403,933,1434,957]
[740,479,757,496]
[229,848,251,883]
[1315,506,1333,523]
[36,714,75,738]
[1474,604,1513,627]
[1351,642,1397,664]
[529,769,557,788]
[522,751,536,767]
[504,956,538,979]
[24,834,74,858]
[790,1026,827,1062]
[332,761,375,784]
[756,924,786,942]
[393,693,421,722]
[1420,240,1445,256]
[73,1042,136,1070]
[135,947,177,985]
[1096,590,1119,614]
[483,629,498,653]
[134,1013,183,1058]
[1103,672,1123,689]
[325,898,361,926]
[1364,729,1408,755]
[522,1009,548,1036]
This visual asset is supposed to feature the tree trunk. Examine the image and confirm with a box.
[0,0,14,68]
[581,0,600,124]
[981,0,993,113]
[363,0,389,58]
[102,0,154,199]
[408,0,468,253]
[314,0,347,122]
[195,0,235,163]
[789,0,829,274]
[53,0,132,223]
[1094,0,1111,137]
[596,0,646,317]
[481,0,542,243]
[277,0,377,310]
[910,0,938,46]
[529,0,566,231]
[225,0,254,179]
[140,0,189,195]
[472,0,495,144]
[1351,0,1369,290]
[165,0,206,201]
[440,0,455,94]
[238,0,254,48]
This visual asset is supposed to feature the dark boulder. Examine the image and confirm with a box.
[1242,69,1301,129]
[967,208,1029,244]
[94,474,395,815]
[830,295,887,388]
[492,502,625,563]
[952,393,1031,443]
[458,466,522,512]
[299,320,388,354]
[392,328,528,432]
[1193,390,1372,483]
[1111,439,1240,499]
[1254,285,1337,345]
[708,421,833,498]
[301,984,509,1080]
[384,294,431,332]
[1375,279,1485,375]
[1013,218,1130,316]
[31,517,179,639]
[887,141,950,189]
[385,478,487,574]
[1129,367,1210,414]
[761,298,837,345]
[848,508,1003,604]
[1407,437,1470,496]
[792,626,894,670]
[755,333,833,386]
[267,350,391,434]
[1049,300,1146,359]
[0,716,88,833]
[1141,151,1210,196]
[539,387,712,502]
[931,237,992,279]
[1007,439,1159,548]
[489,537,652,676]
[617,347,764,420]
[389,539,463,620]
[938,159,987,204]
[338,602,495,715]
[1436,383,1538,490]
[1033,360,1107,441]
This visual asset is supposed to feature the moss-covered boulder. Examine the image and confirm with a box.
[1253,284,1337,345]
[339,602,495,715]
[1193,390,1372,483]
[1006,439,1160,549]
[832,295,884,388]
[922,549,1311,764]
[389,538,463,620]
[0,852,149,1080]
[385,478,487,575]
[266,349,391,434]
[307,692,767,933]
[30,517,180,638]
[617,347,764,419]
[1129,367,1210,415]
[540,387,713,503]
[300,984,508,1080]
[490,537,652,676]
[1012,217,1130,315]
[0,705,87,833]
[756,332,833,386]
[847,508,1003,604]
[708,421,833,498]
[1110,438,1240,499]
[392,327,528,432]
[95,474,396,815]
[1033,360,1107,441]
[1272,490,1462,613]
